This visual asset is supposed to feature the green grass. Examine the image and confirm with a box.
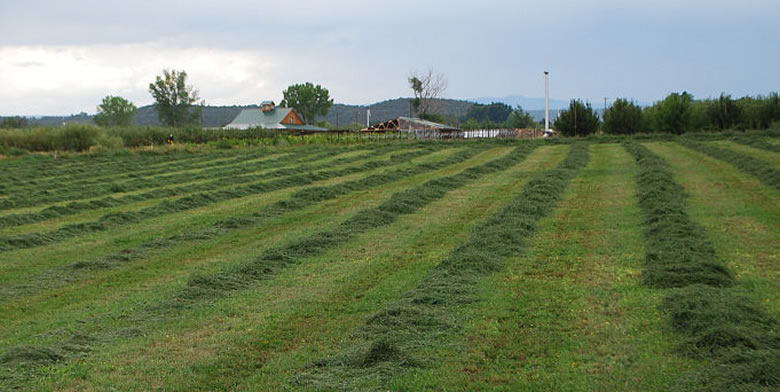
[49,145,569,392]
[0,138,777,391]
[0,146,426,252]
[631,142,779,391]
[387,143,698,391]
[646,142,780,316]
[707,140,780,167]
[677,139,779,189]
[286,143,589,390]
[0,143,512,388]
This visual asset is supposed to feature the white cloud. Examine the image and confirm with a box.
[0,44,279,115]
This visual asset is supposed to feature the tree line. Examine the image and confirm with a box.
[3,64,778,136]
[552,92,780,137]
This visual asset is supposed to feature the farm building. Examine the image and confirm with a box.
[364,117,460,133]
[223,101,326,131]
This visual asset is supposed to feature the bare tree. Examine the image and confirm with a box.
[408,68,447,118]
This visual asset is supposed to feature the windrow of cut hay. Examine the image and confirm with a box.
[290,142,590,390]
[677,139,780,190]
[730,134,780,153]
[623,141,779,391]
[0,147,230,191]
[0,145,431,252]
[0,143,538,384]
[0,143,480,301]
[169,142,537,306]
[0,145,383,228]
[0,143,387,211]
[0,146,288,201]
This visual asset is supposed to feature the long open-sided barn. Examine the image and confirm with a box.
[364,116,460,133]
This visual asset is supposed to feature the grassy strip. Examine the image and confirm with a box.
[0,149,239,193]
[0,142,533,385]
[623,142,734,288]
[165,142,537,308]
[0,151,249,207]
[0,147,373,229]
[647,142,779,317]
[731,135,780,153]
[290,142,590,390]
[392,143,696,391]
[1,145,353,202]
[678,139,780,190]
[0,145,467,301]
[624,141,779,391]
[0,145,364,211]
[63,146,568,392]
[0,150,309,223]
[0,145,422,252]
[708,140,780,167]
[0,149,271,200]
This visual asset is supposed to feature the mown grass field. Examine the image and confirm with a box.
[0,137,778,391]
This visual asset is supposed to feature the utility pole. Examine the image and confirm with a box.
[544,68,550,133]
[367,106,371,127]
[603,97,609,120]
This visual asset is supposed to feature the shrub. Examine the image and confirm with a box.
[554,100,600,137]
[654,92,694,134]
[215,139,233,150]
[9,147,29,156]
[603,98,643,134]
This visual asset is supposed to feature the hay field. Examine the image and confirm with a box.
[0,138,777,391]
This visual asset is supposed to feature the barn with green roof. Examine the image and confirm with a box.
[224,101,326,131]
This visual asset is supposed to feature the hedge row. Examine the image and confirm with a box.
[292,142,591,389]
[623,141,779,391]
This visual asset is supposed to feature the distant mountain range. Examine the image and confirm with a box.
[8,96,571,128]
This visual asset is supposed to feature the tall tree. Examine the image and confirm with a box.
[464,102,513,124]
[507,106,536,128]
[654,92,693,134]
[0,116,29,129]
[280,82,333,124]
[554,100,600,137]
[408,68,447,118]
[706,93,741,130]
[602,98,643,134]
[94,95,137,127]
[148,69,202,127]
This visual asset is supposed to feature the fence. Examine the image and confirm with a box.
[398,128,546,140]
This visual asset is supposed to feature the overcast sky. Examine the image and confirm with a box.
[1,0,778,115]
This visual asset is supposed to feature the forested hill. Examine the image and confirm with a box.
[23,98,477,128]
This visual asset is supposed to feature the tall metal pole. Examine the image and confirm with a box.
[367,106,371,127]
[544,69,550,133]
